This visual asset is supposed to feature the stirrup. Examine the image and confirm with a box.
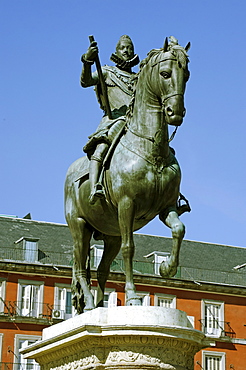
[89,183,105,205]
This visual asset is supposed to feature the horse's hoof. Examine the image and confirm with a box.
[83,302,95,312]
[84,297,95,312]
[125,291,142,306]
[126,297,142,306]
[159,261,177,278]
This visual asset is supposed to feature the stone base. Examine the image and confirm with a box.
[22,307,212,370]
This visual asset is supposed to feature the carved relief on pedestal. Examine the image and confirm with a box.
[39,335,198,370]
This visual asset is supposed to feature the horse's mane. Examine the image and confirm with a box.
[125,45,189,125]
[139,48,162,69]
[125,49,160,125]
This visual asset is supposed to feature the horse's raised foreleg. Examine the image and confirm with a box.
[96,235,121,307]
[159,209,185,277]
[69,217,95,313]
[118,197,141,306]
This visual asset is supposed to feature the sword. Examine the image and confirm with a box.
[88,35,112,120]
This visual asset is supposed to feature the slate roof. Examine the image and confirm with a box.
[0,216,246,287]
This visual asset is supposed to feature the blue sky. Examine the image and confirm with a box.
[1,1,246,248]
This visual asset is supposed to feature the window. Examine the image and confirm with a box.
[91,245,104,268]
[17,280,44,317]
[91,288,117,308]
[201,299,224,337]
[14,334,41,370]
[54,284,74,320]
[0,280,6,313]
[0,333,3,362]
[154,293,176,308]
[136,291,150,306]
[15,237,39,262]
[103,290,117,308]
[24,240,38,262]
[202,351,225,370]
[144,251,170,275]
[154,253,170,275]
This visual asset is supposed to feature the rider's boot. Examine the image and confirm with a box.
[89,159,105,205]
[89,143,108,205]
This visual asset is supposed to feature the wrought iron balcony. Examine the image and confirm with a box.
[0,300,73,322]
[199,319,236,338]
[0,363,40,370]
[0,300,53,321]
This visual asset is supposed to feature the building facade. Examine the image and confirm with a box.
[0,216,246,370]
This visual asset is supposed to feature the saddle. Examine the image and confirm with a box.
[76,120,127,188]
[75,157,90,187]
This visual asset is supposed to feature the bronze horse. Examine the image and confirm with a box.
[65,38,190,313]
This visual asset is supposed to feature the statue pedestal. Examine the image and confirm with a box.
[22,307,212,370]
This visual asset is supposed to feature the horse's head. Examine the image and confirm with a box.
[142,37,190,127]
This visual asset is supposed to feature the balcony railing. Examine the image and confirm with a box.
[1,246,246,287]
[0,300,53,320]
[0,363,40,370]
[0,300,74,323]
[0,247,73,267]
[199,319,236,338]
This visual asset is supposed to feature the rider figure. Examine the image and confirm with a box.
[80,35,139,204]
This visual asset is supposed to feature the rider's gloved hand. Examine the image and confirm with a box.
[83,41,98,63]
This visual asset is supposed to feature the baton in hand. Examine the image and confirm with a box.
[89,35,112,120]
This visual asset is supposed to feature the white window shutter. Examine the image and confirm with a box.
[60,288,66,311]
[108,292,117,307]
[21,285,31,316]
[187,315,195,328]
[20,339,29,349]
[54,286,59,308]
[31,285,40,317]
[142,295,150,306]
[205,304,221,336]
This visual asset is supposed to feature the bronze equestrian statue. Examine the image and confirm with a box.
[65,36,191,313]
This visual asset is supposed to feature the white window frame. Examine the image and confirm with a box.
[144,251,170,275]
[154,253,170,275]
[91,287,117,308]
[135,291,150,306]
[15,237,39,263]
[0,333,3,362]
[154,293,176,308]
[202,350,225,370]
[187,315,195,328]
[0,279,6,313]
[17,279,44,318]
[14,334,41,370]
[91,244,104,268]
[54,283,74,320]
[201,299,224,337]
[23,239,38,262]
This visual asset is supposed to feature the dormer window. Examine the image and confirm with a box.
[91,244,104,268]
[144,251,170,275]
[15,237,39,263]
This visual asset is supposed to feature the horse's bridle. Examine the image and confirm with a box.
[126,54,186,144]
[151,55,186,107]
[162,92,184,102]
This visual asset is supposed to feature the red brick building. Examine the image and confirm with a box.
[0,216,246,370]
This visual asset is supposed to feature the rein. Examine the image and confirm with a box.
[127,123,178,144]
[162,92,184,102]
[127,124,155,143]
